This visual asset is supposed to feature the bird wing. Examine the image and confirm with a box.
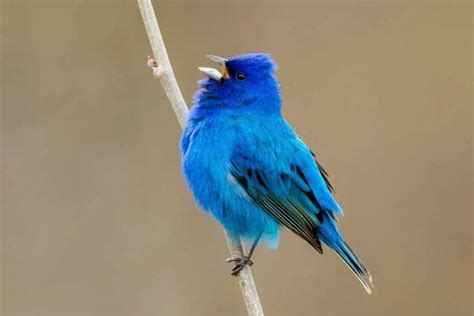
[230,144,341,253]
[313,153,334,193]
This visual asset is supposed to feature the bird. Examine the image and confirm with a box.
[180,53,373,294]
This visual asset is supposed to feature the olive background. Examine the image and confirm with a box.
[1,1,472,315]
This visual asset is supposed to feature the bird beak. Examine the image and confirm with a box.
[205,55,228,66]
[198,55,229,81]
[198,67,224,81]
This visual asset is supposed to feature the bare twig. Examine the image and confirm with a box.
[137,1,264,315]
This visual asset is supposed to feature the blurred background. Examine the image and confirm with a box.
[1,1,472,315]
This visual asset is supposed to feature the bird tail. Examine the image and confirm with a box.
[318,214,374,294]
[332,240,374,294]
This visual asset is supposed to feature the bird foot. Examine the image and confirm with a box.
[226,256,254,276]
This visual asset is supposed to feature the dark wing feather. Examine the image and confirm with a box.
[231,161,323,253]
[310,149,334,193]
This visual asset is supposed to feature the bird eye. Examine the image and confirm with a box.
[235,72,246,81]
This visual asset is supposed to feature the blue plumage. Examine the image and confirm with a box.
[181,53,373,293]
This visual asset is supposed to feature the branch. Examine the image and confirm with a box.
[136,1,264,315]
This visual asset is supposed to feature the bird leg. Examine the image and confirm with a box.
[226,233,262,276]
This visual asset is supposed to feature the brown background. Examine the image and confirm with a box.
[1,1,472,315]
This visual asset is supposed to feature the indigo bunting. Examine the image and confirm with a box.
[181,54,373,294]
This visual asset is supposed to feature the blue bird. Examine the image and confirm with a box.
[181,53,373,294]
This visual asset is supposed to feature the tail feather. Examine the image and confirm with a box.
[333,241,374,294]
[317,212,374,294]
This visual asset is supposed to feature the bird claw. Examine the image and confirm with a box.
[226,256,254,276]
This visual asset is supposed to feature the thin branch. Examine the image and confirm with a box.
[138,0,187,128]
[136,1,264,315]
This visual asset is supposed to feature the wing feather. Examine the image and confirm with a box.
[231,160,323,253]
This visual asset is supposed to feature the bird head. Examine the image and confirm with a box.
[196,53,281,114]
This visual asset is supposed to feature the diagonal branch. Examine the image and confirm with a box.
[136,1,264,315]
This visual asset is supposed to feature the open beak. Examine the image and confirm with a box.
[205,55,227,66]
[198,67,224,81]
[198,55,229,81]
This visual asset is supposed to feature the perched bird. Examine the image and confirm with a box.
[181,53,373,294]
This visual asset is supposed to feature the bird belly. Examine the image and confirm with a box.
[183,140,279,247]
[210,180,280,247]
